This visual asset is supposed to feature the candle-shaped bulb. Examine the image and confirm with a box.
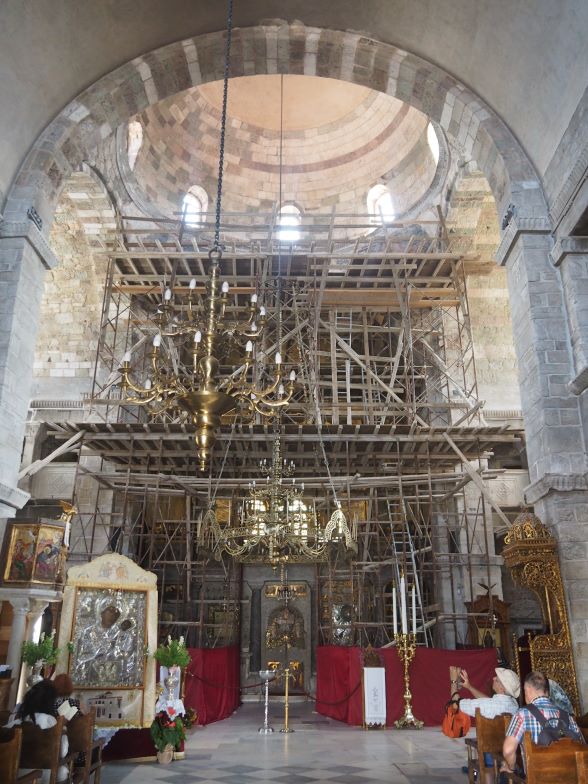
[289,369,296,382]
[275,351,282,365]
[279,383,285,395]
[122,351,131,364]
[189,278,196,290]
[194,330,202,344]
[251,293,258,304]
[259,305,266,317]
[251,322,257,333]
[153,333,162,348]
[246,340,253,353]
[164,288,172,301]
[221,281,229,294]
[144,378,152,390]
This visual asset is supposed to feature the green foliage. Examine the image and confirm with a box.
[153,636,191,668]
[22,631,60,666]
[150,710,186,752]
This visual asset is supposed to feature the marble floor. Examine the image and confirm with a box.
[101,703,471,783]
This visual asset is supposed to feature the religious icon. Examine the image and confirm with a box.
[3,523,65,584]
[5,527,36,582]
[265,604,305,649]
[34,527,63,582]
[70,588,147,688]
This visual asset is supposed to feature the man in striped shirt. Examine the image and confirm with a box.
[501,670,583,776]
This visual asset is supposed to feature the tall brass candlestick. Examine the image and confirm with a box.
[280,667,294,733]
[394,632,423,729]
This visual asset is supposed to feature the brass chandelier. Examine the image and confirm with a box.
[118,265,296,471]
[200,428,357,566]
[118,0,295,472]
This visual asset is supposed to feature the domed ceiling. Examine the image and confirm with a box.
[126,75,440,223]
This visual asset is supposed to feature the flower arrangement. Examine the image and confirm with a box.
[22,630,60,666]
[153,635,191,669]
[182,706,198,729]
[150,708,186,753]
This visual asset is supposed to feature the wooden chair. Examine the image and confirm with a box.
[503,731,588,784]
[66,708,104,784]
[0,726,43,784]
[577,750,588,784]
[464,709,511,784]
[20,716,74,784]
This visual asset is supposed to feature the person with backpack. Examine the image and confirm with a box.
[500,670,584,778]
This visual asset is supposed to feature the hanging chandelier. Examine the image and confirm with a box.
[199,428,357,566]
[117,0,295,472]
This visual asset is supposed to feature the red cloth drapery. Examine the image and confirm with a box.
[316,645,498,726]
[184,645,240,725]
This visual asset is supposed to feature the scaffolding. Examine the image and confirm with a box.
[46,213,524,650]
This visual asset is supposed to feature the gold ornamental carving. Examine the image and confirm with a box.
[502,510,580,713]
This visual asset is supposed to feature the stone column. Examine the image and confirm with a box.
[250,588,262,674]
[498,221,588,707]
[6,597,30,706]
[0,220,56,543]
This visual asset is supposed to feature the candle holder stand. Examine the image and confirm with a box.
[258,670,275,734]
[279,667,294,733]
[394,632,423,729]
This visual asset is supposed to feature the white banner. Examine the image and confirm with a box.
[363,667,386,727]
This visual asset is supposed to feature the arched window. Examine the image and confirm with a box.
[127,121,143,170]
[427,122,440,165]
[277,204,302,242]
[182,186,208,227]
[367,184,395,224]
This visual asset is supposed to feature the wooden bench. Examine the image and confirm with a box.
[20,716,74,784]
[503,731,588,784]
[66,708,104,784]
[0,726,43,784]
[464,709,511,784]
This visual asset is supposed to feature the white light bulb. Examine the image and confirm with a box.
[246,340,253,353]
[279,383,285,395]
[251,322,257,333]
[251,293,258,304]
[144,379,152,390]
[189,278,196,290]
[259,306,266,317]
[275,351,282,365]
[122,351,131,363]
[222,281,229,294]
[164,288,172,301]
[194,330,202,344]
[289,369,296,381]
[153,333,161,347]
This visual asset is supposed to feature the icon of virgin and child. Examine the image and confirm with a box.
[72,602,142,687]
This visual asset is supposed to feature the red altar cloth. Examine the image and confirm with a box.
[316,645,498,727]
[103,645,240,761]
[184,644,240,725]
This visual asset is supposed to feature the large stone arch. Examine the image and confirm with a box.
[3,23,547,232]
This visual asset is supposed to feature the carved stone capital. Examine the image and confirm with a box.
[496,216,552,267]
[550,236,588,267]
[524,472,588,504]
[0,219,58,270]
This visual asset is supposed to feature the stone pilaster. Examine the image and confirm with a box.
[551,236,588,395]
[499,223,588,707]
[0,219,56,541]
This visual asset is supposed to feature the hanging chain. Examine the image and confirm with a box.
[213,0,234,253]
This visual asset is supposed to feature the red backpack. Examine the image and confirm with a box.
[441,695,471,738]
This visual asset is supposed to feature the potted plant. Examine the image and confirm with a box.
[22,630,60,686]
[150,708,186,764]
[153,636,191,701]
